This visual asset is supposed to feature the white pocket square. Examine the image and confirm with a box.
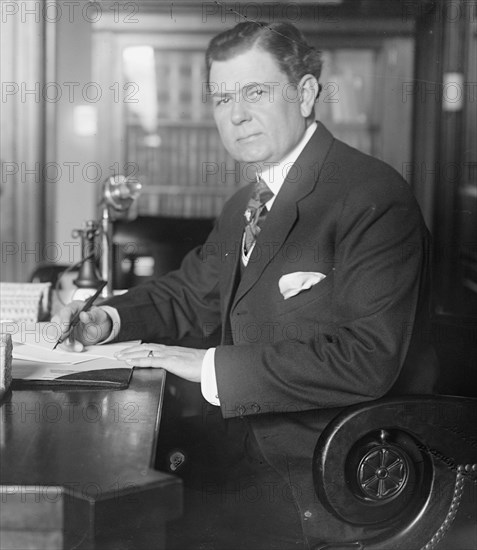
[278,271,327,300]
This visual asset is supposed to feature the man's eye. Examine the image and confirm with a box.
[247,88,263,100]
[216,96,231,106]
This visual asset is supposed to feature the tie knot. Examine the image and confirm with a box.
[254,177,274,206]
[243,178,273,227]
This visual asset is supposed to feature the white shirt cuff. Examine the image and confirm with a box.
[201,348,220,406]
[99,305,121,343]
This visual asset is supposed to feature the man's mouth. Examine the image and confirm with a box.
[237,133,261,143]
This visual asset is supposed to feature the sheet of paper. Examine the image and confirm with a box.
[87,341,140,359]
[1,320,65,347]
[1,321,140,364]
[12,342,102,364]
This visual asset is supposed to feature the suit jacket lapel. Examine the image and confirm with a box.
[231,123,335,311]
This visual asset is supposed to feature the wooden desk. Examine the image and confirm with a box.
[0,369,182,550]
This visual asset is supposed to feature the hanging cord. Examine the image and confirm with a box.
[54,253,96,306]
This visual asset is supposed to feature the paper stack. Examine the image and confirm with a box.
[0,282,52,322]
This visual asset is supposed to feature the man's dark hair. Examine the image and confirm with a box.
[205,21,323,89]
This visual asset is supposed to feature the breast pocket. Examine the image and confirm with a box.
[276,270,334,317]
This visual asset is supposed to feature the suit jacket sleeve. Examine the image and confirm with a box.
[214,172,431,418]
[102,223,223,344]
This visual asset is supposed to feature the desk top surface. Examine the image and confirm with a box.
[0,368,179,499]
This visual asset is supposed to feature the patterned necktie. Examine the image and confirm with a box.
[243,177,274,254]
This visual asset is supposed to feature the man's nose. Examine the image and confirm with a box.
[230,97,251,125]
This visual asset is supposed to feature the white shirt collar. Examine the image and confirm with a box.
[259,121,317,208]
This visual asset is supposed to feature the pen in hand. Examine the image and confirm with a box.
[53,281,107,350]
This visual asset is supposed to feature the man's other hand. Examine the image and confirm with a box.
[51,302,113,351]
[115,344,206,383]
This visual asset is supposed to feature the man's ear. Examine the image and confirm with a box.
[298,74,320,118]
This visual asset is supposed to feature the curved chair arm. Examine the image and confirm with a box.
[313,396,477,550]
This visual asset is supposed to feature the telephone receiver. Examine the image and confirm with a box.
[102,174,142,216]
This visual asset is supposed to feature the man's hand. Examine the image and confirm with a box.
[115,344,206,383]
[51,301,113,351]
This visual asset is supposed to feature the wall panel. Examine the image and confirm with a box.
[0,2,46,282]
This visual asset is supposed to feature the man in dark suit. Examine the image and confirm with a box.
[54,21,436,549]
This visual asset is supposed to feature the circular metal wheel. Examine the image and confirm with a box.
[356,441,409,501]
[318,428,433,526]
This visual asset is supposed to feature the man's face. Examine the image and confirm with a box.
[209,46,311,166]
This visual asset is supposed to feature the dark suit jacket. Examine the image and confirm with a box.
[105,123,437,543]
